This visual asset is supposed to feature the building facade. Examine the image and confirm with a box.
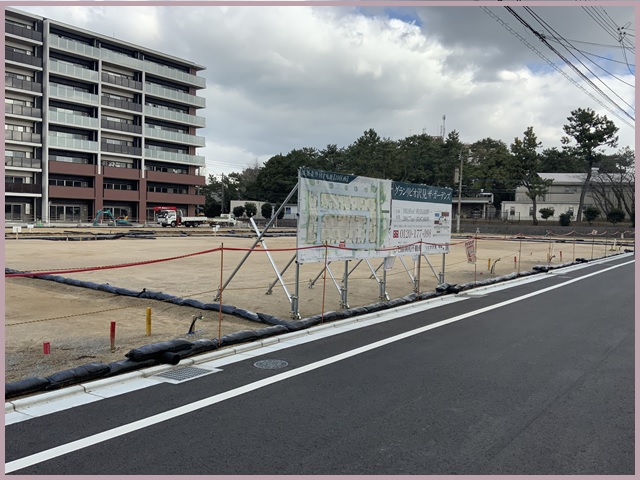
[501,172,634,222]
[5,7,207,224]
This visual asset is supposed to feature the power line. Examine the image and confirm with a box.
[503,6,634,124]
[480,7,634,129]
[521,6,634,113]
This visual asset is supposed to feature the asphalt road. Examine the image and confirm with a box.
[6,254,634,475]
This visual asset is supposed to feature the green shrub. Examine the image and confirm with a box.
[232,205,245,218]
[606,208,625,224]
[261,202,273,219]
[244,202,257,218]
[583,206,601,225]
[559,212,571,226]
[539,207,555,220]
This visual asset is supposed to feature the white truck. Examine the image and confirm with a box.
[154,207,236,227]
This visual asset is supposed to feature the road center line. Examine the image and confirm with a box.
[6,259,633,474]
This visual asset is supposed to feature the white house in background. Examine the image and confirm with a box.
[502,173,587,221]
[229,200,298,220]
[501,171,634,222]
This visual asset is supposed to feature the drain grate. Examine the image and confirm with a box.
[154,366,221,384]
[254,359,289,369]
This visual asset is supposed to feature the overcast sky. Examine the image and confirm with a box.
[19,4,636,176]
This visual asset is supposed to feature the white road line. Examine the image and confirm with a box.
[5,259,634,474]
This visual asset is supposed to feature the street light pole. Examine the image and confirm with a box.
[456,151,463,234]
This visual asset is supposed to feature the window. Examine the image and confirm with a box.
[51,82,91,94]
[103,92,133,101]
[5,124,33,132]
[103,115,133,124]
[6,71,33,81]
[7,45,32,55]
[7,19,33,29]
[101,159,134,169]
[145,101,188,114]
[50,130,90,141]
[145,123,188,134]
[49,178,89,188]
[50,153,90,164]
[50,105,90,117]
[529,206,534,216]
[103,137,133,146]
[567,208,574,217]
[510,207,516,216]
[6,150,32,158]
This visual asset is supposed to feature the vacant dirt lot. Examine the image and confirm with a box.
[5,227,621,383]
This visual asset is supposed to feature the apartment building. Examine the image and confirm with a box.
[5,7,207,224]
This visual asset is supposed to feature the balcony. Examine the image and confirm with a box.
[101,143,142,156]
[144,83,206,108]
[49,59,99,82]
[5,131,42,144]
[103,188,140,202]
[101,119,142,134]
[48,136,99,151]
[145,170,206,185]
[5,76,42,93]
[49,35,100,59]
[143,61,205,89]
[5,157,42,169]
[145,128,206,147]
[101,96,143,112]
[49,161,97,176]
[5,22,43,42]
[144,105,205,128]
[102,165,141,180]
[5,104,42,119]
[146,191,205,205]
[101,72,142,90]
[49,84,99,104]
[144,148,205,166]
[48,185,96,200]
[49,110,99,129]
[5,49,42,67]
[5,182,42,194]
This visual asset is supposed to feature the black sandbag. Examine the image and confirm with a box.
[296,317,323,329]
[176,298,207,309]
[126,338,193,362]
[343,306,368,317]
[386,298,408,308]
[257,313,293,327]
[179,339,219,358]
[203,303,237,314]
[230,308,261,322]
[5,377,50,399]
[138,291,178,301]
[107,358,158,376]
[159,352,181,365]
[435,283,451,293]
[361,302,386,313]
[218,329,260,347]
[320,310,341,322]
[447,284,462,294]
[96,283,119,294]
[417,291,438,300]
[113,287,142,297]
[252,325,289,338]
[402,293,418,302]
[532,265,549,272]
[46,362,111,389]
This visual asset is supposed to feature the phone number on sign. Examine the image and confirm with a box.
[393,228,432,239]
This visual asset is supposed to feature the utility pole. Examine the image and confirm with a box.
[220,174,225,214]
[456,150,463,234]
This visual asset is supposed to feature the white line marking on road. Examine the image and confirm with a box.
[5,259,634,474]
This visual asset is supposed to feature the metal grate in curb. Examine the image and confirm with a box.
[154,366,221,384]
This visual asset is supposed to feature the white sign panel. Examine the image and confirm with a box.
[388,181,453,257]
[297,168,392,263]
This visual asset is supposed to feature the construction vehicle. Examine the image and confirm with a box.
[93,210,132,226]
[153,206,232,227]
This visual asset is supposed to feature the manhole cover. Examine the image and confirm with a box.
[254,359,289,369]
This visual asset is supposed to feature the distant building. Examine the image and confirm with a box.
[5,7,207,225]
[229,200,298,220]
[501,171,634,221]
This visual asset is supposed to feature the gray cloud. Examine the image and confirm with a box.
[19,5,635,175]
